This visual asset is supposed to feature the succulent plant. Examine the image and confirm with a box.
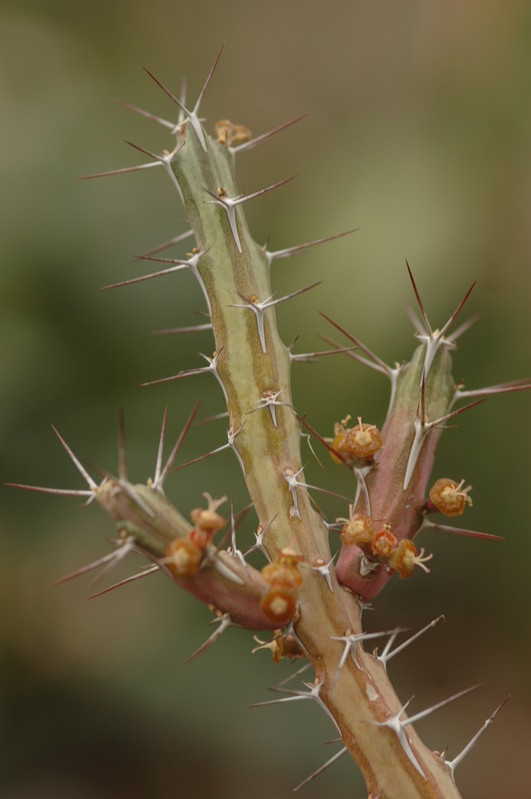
[11,45,530,798]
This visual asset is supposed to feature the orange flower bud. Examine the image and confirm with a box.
[343,417,383,459]
[371,525,397,558]
[262,561,304,589]
[330,415,383,463]
[391,539,433,579]
[261,546,303,589]
[340,512,374,546]
[166,538,202,576]
[260,588,297,626]
[189,526,211,550]
[190,492,227,533]
[277,546,304,569]
[429,478,473,517]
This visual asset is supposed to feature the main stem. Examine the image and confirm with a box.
[171,128,462,798]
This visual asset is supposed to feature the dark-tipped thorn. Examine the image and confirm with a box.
[195,43,225,111]
[155,400,202,487]
[269,228,358,262]
[88,564,160,599]
[406,259,431,334]
[110,97,175,130]
[78,162,161,180]
[133,229,194,260]
[423,520,504,542]
[232,113,309,154]
[142,67,185,111]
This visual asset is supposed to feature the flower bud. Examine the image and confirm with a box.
[331,416,383,463]
[429,478,472,516]
[339,511,374,546]
[166,538,202,576]
[371,525,397,558]
[260,588,297,626]
[390,539,433,579]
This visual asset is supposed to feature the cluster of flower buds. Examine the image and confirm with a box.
[330,415,383,465]
[260,546,304,626]
[338,508,432,579]
[166,493,227,577]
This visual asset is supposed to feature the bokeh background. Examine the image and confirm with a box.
[1,1,530,797]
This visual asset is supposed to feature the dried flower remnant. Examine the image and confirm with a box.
[215,119,252,146]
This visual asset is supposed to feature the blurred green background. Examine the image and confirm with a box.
[1,1,530,797]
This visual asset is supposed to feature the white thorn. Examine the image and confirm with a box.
[152,322,212,336]
[331,628,402,687]
[104,247,209,312]
[206,176,297,253]
[88,536,136,585]
[247,387,288,428]
[6,483,95,499]
[377,616,444,670]
[372,697,425,777]
[405,684,482,728]
[406,263,475,382]
[452,378,531,406]
[125,138,184,203]
[444,695,509,777]
[51,426,99,490]
[290,345,358,363]
[301,554,337,592]
[374,684,483,774]
[353,466,372,515]
[280,465,305,519]
[52,536,136,587]
[245,513,278,560]
[227,421,247,476]
[111,96,176,130]
[142,348,227,401]
[138,247,211,314]
[213,555,245,584]
[403,398,483,489]
[251,677,340,734]
[231,282,320,352]
[143,46,223,153]
[134,228,194,260]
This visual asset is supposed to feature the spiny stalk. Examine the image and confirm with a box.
[10,45,528,799]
